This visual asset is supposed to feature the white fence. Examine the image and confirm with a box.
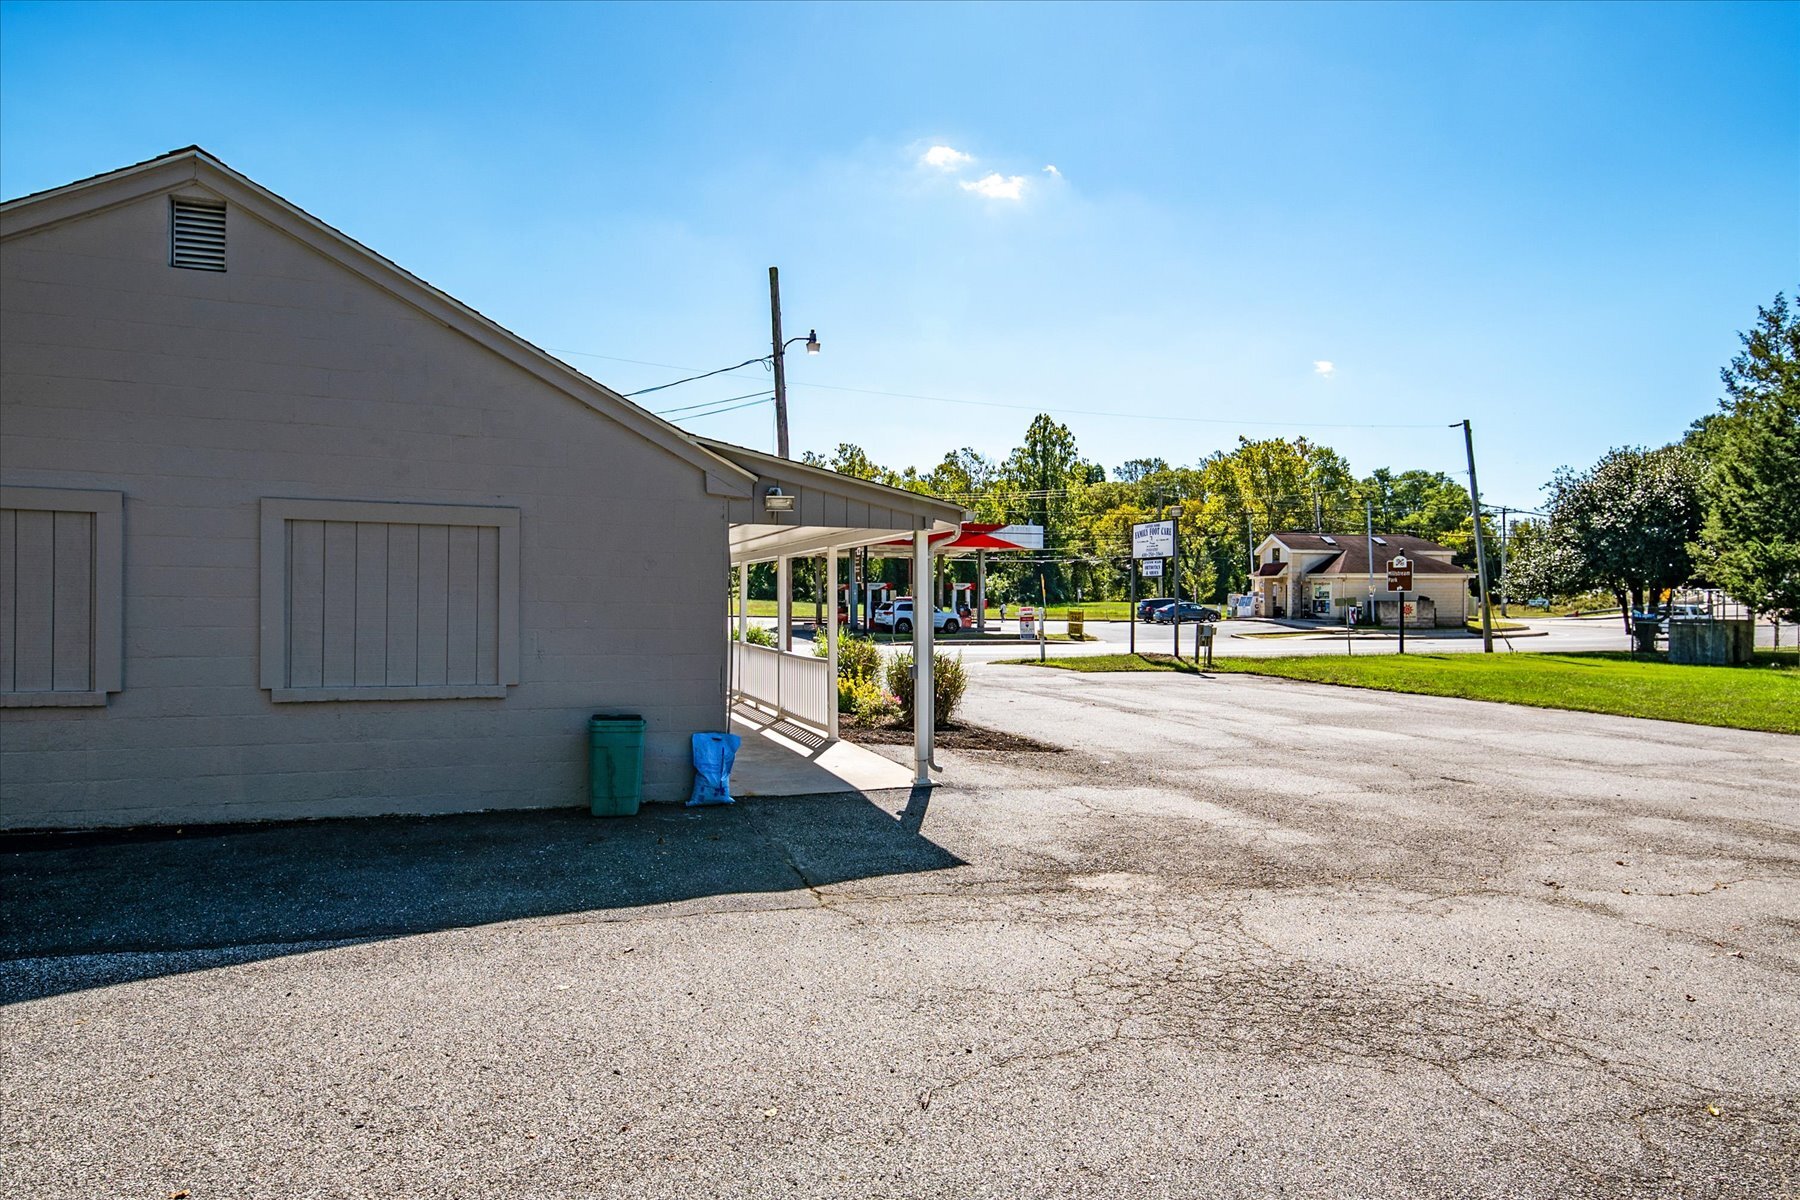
[731,641,834,733]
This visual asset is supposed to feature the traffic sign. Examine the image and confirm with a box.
[1386,554,1413,591]
[1132,520,1175,560]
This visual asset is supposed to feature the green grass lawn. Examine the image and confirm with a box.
[1466,619,1533,633]
[996,651,1799,734]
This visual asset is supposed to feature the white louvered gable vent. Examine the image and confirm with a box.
[170,197,226,270]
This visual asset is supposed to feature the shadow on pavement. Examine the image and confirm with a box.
[0,790,958,1005]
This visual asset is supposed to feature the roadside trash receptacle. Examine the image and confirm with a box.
[588,714,646,817]
[688,732,741,806]
[1067,610,1084,639]
[1630,613,1661,654]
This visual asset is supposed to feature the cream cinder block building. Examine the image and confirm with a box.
[0,148,958,830]
[1249,532,1473,627]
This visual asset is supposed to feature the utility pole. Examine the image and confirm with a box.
[768,266,789,459]
[1499,507,1510,617]
[1366,498,1375,624]
[1456,419,1494,652]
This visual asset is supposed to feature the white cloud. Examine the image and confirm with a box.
[1043,164,1062,177]
[1313,360,1336,378]
[920,145,973,170]
[960,172,1027,201]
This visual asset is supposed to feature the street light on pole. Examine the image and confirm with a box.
[768,266,820,459]
[623,273,818,461]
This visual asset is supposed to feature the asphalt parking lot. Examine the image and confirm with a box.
[3,664,1796,1198]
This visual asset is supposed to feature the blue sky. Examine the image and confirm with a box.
[3,1,1795,511]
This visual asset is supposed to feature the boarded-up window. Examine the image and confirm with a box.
[0,488,124,707]
[259,499,518,702]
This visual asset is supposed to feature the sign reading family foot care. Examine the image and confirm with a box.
[1132,520,1175,560]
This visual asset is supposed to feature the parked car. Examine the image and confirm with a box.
[1660,603,1710,631]
[1149,601,1219,624]
[872,598,961,635]
[1136,597,1176,622]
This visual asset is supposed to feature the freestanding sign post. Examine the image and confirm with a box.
[1386,555,1413,654]
[1132,520,1177,659]
[1128,558,1137,655]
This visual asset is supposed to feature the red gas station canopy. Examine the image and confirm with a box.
[875,523,1030,555]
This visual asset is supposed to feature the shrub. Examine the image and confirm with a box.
[885,650,968,728]
[850,677,901,726]
[733,625,776,647]
[814,632,883,682]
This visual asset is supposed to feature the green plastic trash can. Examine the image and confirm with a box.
[588,714,646,817]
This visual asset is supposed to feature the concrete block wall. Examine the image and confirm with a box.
[1,189,730,828]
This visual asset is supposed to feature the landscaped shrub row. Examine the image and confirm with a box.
[814,633,966,728]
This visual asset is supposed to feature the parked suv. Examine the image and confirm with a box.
[872,598,961,635]
[1150,601,1219,624]
[1135,597,1176,622]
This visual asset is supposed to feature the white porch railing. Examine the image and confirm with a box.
[731,641,834,733]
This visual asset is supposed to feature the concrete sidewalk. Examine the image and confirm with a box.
[727,707,914,797]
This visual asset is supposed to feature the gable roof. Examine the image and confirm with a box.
[1258,532,1471,577]
[0,147,754,499]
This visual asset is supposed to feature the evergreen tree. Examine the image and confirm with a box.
[1690,292,1800,631]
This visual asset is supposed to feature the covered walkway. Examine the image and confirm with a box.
[698,437,966,788]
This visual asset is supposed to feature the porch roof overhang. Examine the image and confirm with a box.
[698,437,967,565]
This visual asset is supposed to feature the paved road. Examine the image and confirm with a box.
[3,667,1795,1197]
[767,614,1795,663]
[944,613,1636,661]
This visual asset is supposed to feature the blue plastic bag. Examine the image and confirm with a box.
[688,731,742,806]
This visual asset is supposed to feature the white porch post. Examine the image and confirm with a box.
[735,563,749,704]
[776,555,792,652]
[913,528,934,786]
[825,549,839,739]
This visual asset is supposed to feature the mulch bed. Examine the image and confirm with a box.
[841,721,1063,752]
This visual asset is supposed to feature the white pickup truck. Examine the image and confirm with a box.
[872,598,961,635]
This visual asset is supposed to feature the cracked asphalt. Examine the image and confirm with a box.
[3,663,1797,1198]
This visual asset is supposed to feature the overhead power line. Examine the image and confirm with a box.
[548,344,1446,431]
[653,389,773,416]
[624,356,771,398]
[658,394,774,421]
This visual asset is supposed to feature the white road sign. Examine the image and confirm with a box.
[994,524,1045,549]
[1132,520,1175,560]
[1141,559,1164,578]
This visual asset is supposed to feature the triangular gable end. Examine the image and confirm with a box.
[0,147,754,499]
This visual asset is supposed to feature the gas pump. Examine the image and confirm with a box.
[951,582,976,623]
[864,583,892,628]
